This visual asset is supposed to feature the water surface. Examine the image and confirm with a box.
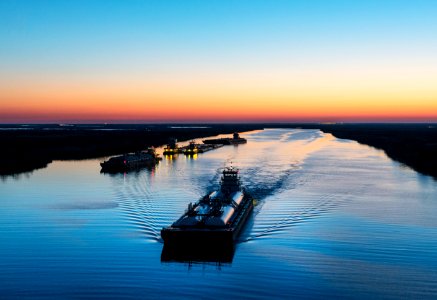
[1,129,437,299]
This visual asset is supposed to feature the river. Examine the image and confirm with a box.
[1,129,437,299]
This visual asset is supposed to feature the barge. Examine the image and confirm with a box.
[203,132,247,145]
[100,148,161,173]
[197,143,224,153]
[181,141,199,155]
[179,143,224,154]
[161,167,253,251]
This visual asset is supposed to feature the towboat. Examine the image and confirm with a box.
[161,167,253,252]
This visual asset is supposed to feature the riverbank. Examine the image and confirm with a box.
[285,123,437,180]
[2,123,436,180]
[0,124,263,176]
[321,124,437,180]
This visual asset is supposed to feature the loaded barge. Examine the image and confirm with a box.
[161,167,253,252]
[100,148,161,173]
[179,142,224,154]
[203,132,247,145]
[163,138,224,156]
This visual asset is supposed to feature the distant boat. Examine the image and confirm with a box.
[182,141,198,155]
[100,148,161,173]
[161,166,253,252]
[163,138,179,155]
[168,140,225,156]
[203,132,247,145]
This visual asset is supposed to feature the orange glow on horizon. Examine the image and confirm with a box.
[1,68,437,123]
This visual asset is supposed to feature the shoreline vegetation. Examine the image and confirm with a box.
[0,124,263,176]
[292,123,437,180]
[322,124,437,180]
[1,123,436,180]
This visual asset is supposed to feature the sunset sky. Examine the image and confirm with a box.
[1,0,437,123]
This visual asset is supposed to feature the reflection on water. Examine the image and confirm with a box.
[161,245,235,264]
[1,129,437,298]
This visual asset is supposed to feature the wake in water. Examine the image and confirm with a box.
[110,129,348,243]
[110,170,164,241]
[235,130,352,242]
[233,129,330,203]
[203,129,345,242]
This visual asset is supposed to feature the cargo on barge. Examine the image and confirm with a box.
[161,167,253,251]
[100,148,161,173]
[203,132,247,145]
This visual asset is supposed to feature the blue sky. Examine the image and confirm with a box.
[2,0,436,72]
[1,0,437,122]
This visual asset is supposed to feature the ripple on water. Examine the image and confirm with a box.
[111,129,345,244]
[2,128,437,298]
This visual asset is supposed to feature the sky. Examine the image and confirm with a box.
[1,0,437,123]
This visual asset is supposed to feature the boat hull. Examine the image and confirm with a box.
[161,195,253,250]
[203,138,247,145]
[100,154,160,173]
[100,160,156,173]
[163,149,180,155]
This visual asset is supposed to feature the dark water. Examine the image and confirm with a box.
[1,129,437,299]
